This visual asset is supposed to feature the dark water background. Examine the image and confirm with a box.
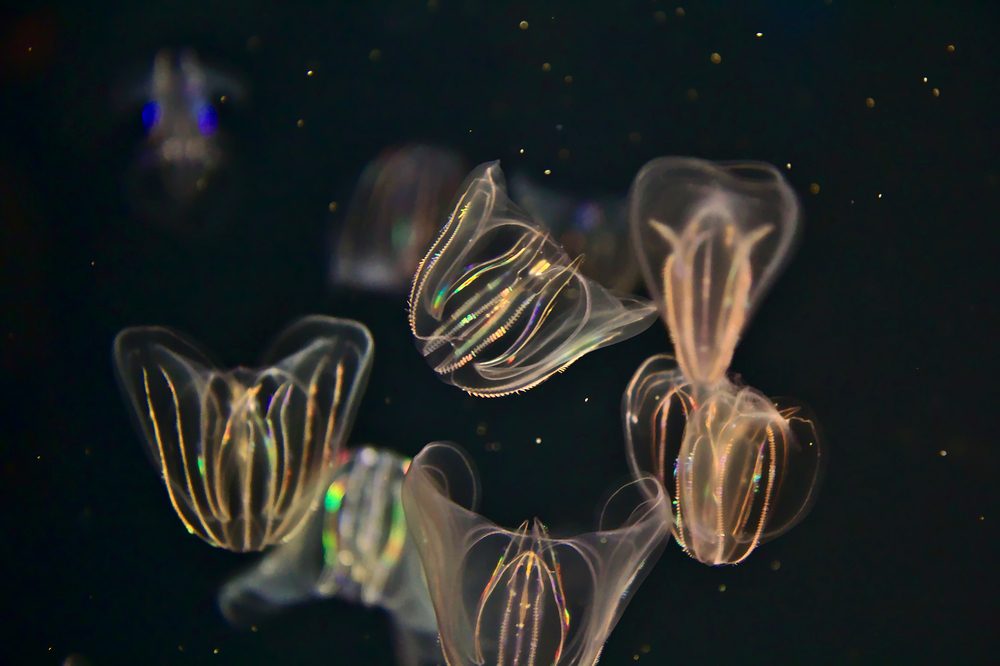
[2,1,995,664]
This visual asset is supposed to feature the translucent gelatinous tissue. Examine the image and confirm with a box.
[332,144,467,293]
[629,158,800,385]
[402,442,670,665]
[623,355,823,565]
[125,49,245,233]
[113,316,373,552]
[218,446,441,666]
[409,162,656,397]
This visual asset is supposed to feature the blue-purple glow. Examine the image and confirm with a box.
[141,102,161,132]
[196,104,218,136]
[574,203,601,232]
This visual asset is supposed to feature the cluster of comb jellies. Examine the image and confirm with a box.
[623,157,824,565]
[114,318,443,663]
[114,153,825,665]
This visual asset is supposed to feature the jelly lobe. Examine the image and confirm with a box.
[402,442,670,665]
[113,316,373,552]
[217,446,440,665]
[332,144,467,293]
[629,158,799,385]
[623,355,823,565]
[408,161,655,397]
[318,447,431,621]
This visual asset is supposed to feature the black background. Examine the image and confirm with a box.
[2,1,995,664]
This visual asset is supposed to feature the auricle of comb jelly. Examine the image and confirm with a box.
[628,157,800,386]
[622,354,823,565]
[401,442,670,665]
[408,161,656,397]
[217,446,441,666]
[113,316,373,552]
